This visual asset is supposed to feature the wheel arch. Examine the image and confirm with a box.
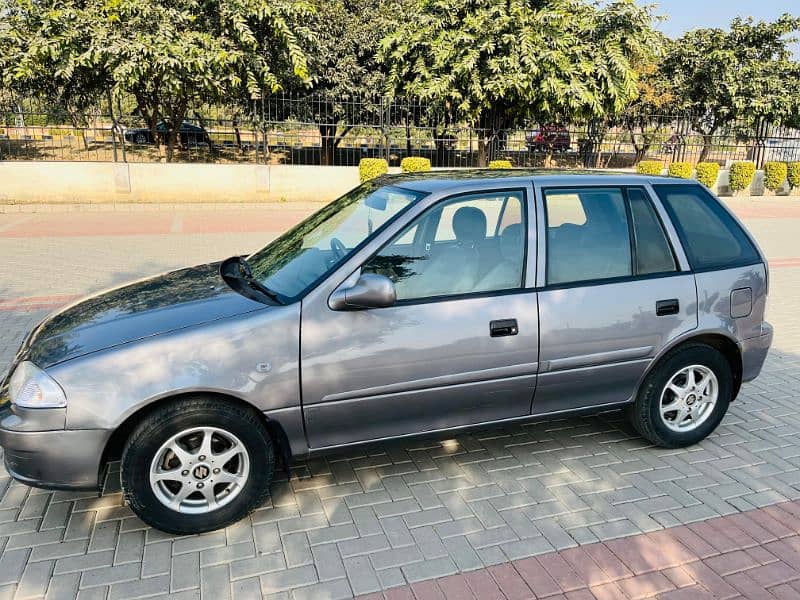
[637,332,743,401]
[100,391,292,483]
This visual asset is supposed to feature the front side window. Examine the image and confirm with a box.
[247,183,427,301]
[654,184,759,270]
[363,191,526,301]
[545,188,632,285]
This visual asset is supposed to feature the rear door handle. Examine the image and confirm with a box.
[656,299,679,316]
[490,319,518,337]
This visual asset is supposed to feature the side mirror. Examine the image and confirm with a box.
[329,273,396,310]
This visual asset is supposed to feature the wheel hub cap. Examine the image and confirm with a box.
[149,426,250,515]
[659,364,719,433]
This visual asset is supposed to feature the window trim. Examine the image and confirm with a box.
[540,185,682,289]
[359,187,530,306]
[653,183,762,272]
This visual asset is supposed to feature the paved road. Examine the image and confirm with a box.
[0,198,799,599]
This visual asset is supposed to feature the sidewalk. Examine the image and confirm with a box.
[358,500,800,600]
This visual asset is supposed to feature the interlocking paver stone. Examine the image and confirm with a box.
[1,202,800,598]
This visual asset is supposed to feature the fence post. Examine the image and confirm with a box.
[381,96,391,163]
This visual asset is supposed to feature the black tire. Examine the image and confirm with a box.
[121,397,274,535]
[628,343,733,448]
[134,132,148,145]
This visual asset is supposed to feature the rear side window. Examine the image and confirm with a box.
[544,188,632,285]
[628,188,676,275]
[654,184,759,270]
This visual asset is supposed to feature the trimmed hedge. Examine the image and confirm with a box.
[400,156,431,173]
[637,160,663,176]
[489,159,513,169]
[729,161,756,192]
[358,158,388,183]
[788,162,800,190]
[695,162,720,189]
[668,162,693,179]
[764,161,788,192]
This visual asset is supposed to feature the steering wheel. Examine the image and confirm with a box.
[330,237,347,260]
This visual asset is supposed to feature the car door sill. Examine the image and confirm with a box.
[305,398,632,456]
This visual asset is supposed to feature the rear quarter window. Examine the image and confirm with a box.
[653,184,759,270]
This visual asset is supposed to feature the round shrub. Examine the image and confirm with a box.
[668,162,693,179]
[489,160,513,169]
[729,161,756,193]
[637,160,663,176]
[695,162,721,189]
[358,158,388,183]
[788,162,800,190]
[400,157,431,173]
[764,161,788,192]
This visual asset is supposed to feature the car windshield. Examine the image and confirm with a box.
[247,182,427,302]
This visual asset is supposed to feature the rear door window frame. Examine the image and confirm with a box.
[539,184,685,290]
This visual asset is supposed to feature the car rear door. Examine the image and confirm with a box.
[533,184,698,415]
[299,184,540,450]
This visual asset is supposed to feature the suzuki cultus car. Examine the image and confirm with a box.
[0,171,772,534]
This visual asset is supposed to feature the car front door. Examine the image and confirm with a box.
[533,185,698,415]
[300,186,540,450]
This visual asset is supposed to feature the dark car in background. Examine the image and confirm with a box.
[526,124,571,153]
[124,121,211,147]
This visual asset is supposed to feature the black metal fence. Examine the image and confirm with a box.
[2,93,800,168]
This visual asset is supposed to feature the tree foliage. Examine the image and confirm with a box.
[1,0,313,160]
[662,14,800,161]
[285,0,407,165]
[380,0,659,164]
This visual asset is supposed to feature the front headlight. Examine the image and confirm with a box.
[8,361,67,409]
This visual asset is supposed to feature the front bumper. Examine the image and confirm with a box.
[739,322,774,383]
[0,406,107,491]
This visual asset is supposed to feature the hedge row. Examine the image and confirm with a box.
[362,157,800,192]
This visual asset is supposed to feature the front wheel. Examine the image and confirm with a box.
[121,397,274,534]
[628,343,733,448]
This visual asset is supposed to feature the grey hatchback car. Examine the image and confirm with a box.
[0,171,772,534]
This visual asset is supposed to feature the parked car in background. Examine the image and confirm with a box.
[124,120,211,147]
[526,124,571,152]
[0,170,772,535]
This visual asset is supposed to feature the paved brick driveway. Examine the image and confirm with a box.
[0,198,799,599]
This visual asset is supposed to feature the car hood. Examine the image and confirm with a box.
[20,262,266,369]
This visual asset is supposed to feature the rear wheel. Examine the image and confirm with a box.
[628,343,733,448]
[121,397,274,534]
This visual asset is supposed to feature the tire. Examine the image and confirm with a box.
[628,343,733,448]
[121,397,274,535]
[134,133,148,145]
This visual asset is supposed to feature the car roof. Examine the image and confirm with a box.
[378,169,693,193]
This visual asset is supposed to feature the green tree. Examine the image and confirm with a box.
[289,0,409,165]
[622,40,679,164]
[380,0,658,166]
[1,0,313,161]
[662,14,800,163]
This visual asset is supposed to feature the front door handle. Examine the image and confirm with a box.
[656,299,679,316]
[490,319,518,337]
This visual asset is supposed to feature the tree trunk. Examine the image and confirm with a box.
[477,138,487,167]
[233,118,242,149]
[165,127,179,162]
[319,124,335,166]
[698,133,714,163]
